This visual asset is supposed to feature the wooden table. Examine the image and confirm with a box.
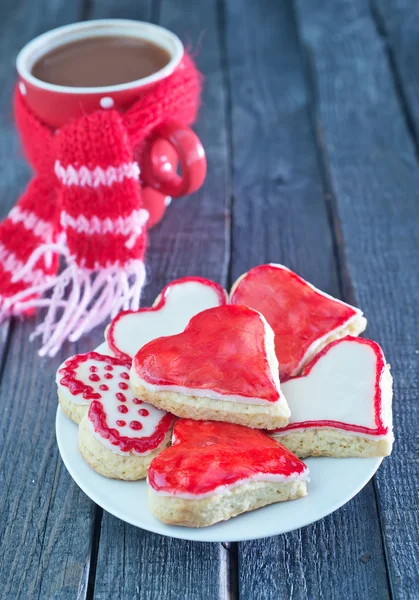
[1,1,418,598]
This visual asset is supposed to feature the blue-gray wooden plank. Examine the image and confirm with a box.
[372,0,419,145]
[295,0,419,597]
[90,0,232,598]
[0,1,109,598]
[224,0,391,598]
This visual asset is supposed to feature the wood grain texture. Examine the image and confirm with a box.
[0,315,105,600]
[372,0,419,143]
[295,1,419,597]
[224,0,390,598]
[0,2,106,599]
[90,0,232,598]
[86,0,154,21]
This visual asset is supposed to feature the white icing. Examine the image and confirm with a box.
[148,469,309,499]
[281,339,385,431]
[56,357,89,406]
[56,344,114,405]
[109,279,226,359]
[57,353,168,454]
[131,311,284,405]
[293,312,364,377]
[81,359,168,455]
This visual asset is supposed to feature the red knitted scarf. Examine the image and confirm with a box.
[0,53,201,357]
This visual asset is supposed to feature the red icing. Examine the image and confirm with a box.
[90,366,98,373]
[130,421,142,430]
[118,405,129,414]
[133,398,142,405]
[275,337,389,436]
[230,264,360,380]
[107,276,228,361]
[133,305,281,402]
[116,392,126,402]
[120,372,130,380]
[58,352,131,401]
[99,384,109,391]
[139,408,149,416]
[148,420,308,496]
[89,402,173,454]
[105,365,113,371]
[104,373,113,380]
[116,420,126,427]
[89,374,100,382]
[119,382,129,390]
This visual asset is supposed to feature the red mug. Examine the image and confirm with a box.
[16,20,207,227]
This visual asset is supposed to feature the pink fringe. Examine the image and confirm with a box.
[3,241,146,357]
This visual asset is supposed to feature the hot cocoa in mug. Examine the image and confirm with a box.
[16,20,206,222]
[31,35,172,87]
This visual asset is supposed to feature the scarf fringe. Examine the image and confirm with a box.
[1,242,146,357]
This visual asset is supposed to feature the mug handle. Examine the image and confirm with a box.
[141,121,207,197]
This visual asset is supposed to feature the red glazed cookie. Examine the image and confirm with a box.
[230,264,367,379]
[130,305,290,429]
[148,420,309,527]
[107,276,227,361]
[271,337,393,457]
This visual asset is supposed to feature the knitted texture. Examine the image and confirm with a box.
[0,53,201,356]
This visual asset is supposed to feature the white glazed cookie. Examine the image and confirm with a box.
[106,276,228,361]
[78,416,172,480]
[56,351,123,424]
[69,353,174,480]
[271,337,393,458]
[147,420,309,527]
[131,305,291,430]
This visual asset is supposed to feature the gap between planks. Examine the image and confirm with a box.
[290,0,390,548]
[368,0,419,160]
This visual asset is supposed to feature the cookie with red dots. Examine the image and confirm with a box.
[56,351,132,424]
[57,352,174,479]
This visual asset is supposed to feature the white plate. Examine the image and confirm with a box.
[56,341,383,542]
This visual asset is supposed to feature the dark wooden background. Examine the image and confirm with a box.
[0,0,418,598]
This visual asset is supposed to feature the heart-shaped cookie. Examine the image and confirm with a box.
[131,305,290,429]
[57,351,131,424]
[148,420,309,526]
[57,351,174,479]
[107,276,227,361]
[272,337,393,457]
[230,264,366,379]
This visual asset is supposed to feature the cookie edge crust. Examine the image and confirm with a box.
[130,379,290,430]
[148,479,307,527]
[58,389,88,425]
[270,427,393,458]
[78,416,172,480]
